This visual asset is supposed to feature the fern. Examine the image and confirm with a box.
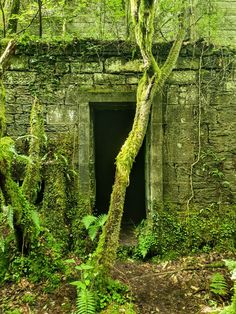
[219,260,236,314]
[82,215,97,230]
[31,209,41,233]
[210,272,228,296]
[97,214,107,227]
[88,225,98,241]
[82,214,107,241]
[76,288,96,314]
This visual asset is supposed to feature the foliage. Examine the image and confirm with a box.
[68,260,131,313]
[135,205,236,260]
[70,263,96,314]
[220,260,236,314]
[210,273,228,297]
[82,214,107,241]
[76,289,96,314]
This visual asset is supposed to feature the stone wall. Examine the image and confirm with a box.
[3,41,236,212]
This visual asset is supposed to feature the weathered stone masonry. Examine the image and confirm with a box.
[3,41,236,215]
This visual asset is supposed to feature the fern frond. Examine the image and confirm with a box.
[210,273,227,296]
[88,225,98,241]
[0,236,5,252]
[6,206,14,230]
[76,289,96,314]
[97,214,107,227]
[82,215,97,230]
[31,210,41,232]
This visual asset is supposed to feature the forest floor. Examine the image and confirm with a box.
[0,252,235,314]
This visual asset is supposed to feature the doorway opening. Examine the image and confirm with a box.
[92,102,146,225]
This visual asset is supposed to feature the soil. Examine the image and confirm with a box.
[0,252,235,314]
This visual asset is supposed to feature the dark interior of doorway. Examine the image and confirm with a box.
[92,102,146,225]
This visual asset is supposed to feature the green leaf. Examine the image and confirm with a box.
[31,210,41,231]
[65,258,76,264]
[82,215,97,230]
[88,225,98,241]
[75,264,93,271]
[70,281,86,290]
[97,214,107,227]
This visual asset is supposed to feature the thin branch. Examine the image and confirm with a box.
[160,5,188,82]
[16,9,39,35]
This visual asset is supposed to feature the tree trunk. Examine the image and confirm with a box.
[0,40,16,138]
[38,0,42,37]
[7,0,20,34]
[92,0,187,272]
[0,0,6,37]
[22,97,46,203]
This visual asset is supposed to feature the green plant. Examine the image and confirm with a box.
[219,260,236,314]
[70,263,96,314]
[82,214,107,241]
[210,273,228,296]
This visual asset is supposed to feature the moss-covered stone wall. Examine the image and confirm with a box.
[2,41,236,213]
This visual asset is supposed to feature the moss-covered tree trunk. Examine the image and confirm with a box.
[0,40,15,138]
[92,0,187,272]
[22,97,46,203]
[7,0,20,34]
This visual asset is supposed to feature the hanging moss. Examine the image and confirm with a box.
[22,97,46,204]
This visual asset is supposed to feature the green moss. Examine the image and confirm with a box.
[0,136,39,252]
[0,80,6,138]
[135,204,236,259]
[22,97,46,203]
[41,133,92,254]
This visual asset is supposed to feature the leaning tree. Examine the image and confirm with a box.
[91,0,188,273]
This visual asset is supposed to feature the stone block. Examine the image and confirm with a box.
[14,113,30,125]
[164,124,196,163]
[4,71,36,86]
[9,56,29,70]
[225,80,236,91]
[176,57,199,70]
[16,95,34,105]
[167,86,179,104]
[71,61,103,73]
[104,57,143,73]
[168,70,196,84]
[55,62,71,74]
[179,86,198,105]
[6,104,23,114]
[5,114,14,124]
[165,104,195,124]
[94,73,126,85]
[47,105,78,124]
[60,74,93,86]
[126,76,140,84]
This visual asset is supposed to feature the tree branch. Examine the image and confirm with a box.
[160,4,188,82]
[0,40,16,71]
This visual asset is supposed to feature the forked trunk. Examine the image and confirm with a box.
[92,0,187,272]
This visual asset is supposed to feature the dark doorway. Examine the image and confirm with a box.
[92,102,146,225]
